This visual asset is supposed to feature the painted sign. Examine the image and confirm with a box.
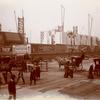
[12,44,31,55]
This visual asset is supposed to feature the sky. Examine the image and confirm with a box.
[0,0,100,43]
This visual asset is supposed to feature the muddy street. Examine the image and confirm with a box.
[0,59,100,100]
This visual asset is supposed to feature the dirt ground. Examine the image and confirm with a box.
[0,59,100,100]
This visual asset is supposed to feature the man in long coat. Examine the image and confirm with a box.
[30,67,36,85]
[8,74,16,100]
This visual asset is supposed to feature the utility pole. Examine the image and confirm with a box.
[88,14,93,47]
[90,17,93,47]
[14,10,18,32]
[61,5,65,44]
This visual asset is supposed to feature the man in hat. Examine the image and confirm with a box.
[8,74,16,100]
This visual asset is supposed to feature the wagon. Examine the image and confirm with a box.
[71,56,83,71]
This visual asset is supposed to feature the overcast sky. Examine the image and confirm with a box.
[0,0,100,43]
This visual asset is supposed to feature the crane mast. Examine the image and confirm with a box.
[14,10,18,32]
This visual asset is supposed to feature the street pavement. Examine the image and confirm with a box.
[0,59,100,100]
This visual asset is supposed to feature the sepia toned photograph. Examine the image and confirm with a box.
[0,0,100,100]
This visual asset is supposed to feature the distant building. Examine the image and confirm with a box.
[61,32,98,46]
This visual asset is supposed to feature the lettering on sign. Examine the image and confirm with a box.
[2,47,11,52]
[12,44,31,55]
[39,46,54,52]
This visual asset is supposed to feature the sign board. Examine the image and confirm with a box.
[12,44,31,55]
[0,46,12,55]
[38,45,54,52]
[2,47,12,53]
[31,44,55,53]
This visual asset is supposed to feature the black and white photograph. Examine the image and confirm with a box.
[0,0,100,100]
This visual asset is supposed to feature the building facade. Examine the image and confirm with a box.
[61,32,98,46]
[0,31,25,46]
[0,31,25,56]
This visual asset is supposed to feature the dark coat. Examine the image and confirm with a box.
[35,66,40,78]
[30,69,36,81]
[88,65,94,79]
[8,79,16,95]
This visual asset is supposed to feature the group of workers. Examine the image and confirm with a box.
[0,61,41,100]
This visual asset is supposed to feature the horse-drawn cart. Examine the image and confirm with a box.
[71,56,83,71]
